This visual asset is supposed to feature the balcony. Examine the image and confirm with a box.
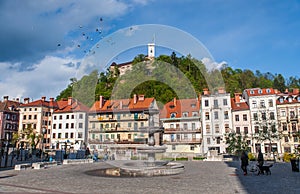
[164,138,202,144]
[164,128,201,134]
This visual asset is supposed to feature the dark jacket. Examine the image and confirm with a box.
[241,152,249,166]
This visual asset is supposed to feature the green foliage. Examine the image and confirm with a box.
[283,152,293,162]
[57,52,300,106]
[225,132,249,155]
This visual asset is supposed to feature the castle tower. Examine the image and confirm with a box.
[148,43,155,59]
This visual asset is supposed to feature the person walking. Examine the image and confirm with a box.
[257,149,264,167]
[241,151,249,175]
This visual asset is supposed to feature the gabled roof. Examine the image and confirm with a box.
[276,93,300,105]
[20,98,58,108]
[244,88,276,96]
[90,95,155,113]
[0,100,21,112]
[160,98,200,119]
[55,98,89,113]
[231,98,249,111]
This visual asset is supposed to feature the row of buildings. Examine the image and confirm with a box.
[1,87,300,158]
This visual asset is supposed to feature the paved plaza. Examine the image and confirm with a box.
[0,161,299,194]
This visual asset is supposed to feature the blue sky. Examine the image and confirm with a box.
[0,0,300,101]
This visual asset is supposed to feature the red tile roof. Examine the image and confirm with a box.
[231,98,249,111]
[244,88,276,96]
[55,98,89,113]
[20,98,58,108]
[160,98,200,119]
[276,93,300,105]
[0,100,21,111]
[90,96,155,113]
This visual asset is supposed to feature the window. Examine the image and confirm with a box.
[52,133,56,138]
[270,112,275,120]
[243,114,247,121]
[268,99,273,107]
[235,115,239,121]
[292,122,297,131]
[141,122,144,127]
[206,124,210,133]
[53,124,56,129]
[65,133,68,138]
[71,115,74,119]
[284,136,289,142]
[59,115,62,120]
[172,145,176,150]
[71,123,74,129]
[70,133,74,138]
[263,126,268,133]
[192,112,198,117]
[192,123,196,130]
[281,111,286,117]
[66,123,69,129]
[170,113,176,118]
[23,115,26,120]
[214,111,219,119]
[290,111,295,118]
[215,124,220,133]
[78,132,83,138]
[250,90,254,94]
[279,98,284,103]
[283,123,287,131]
[262,112,266,120]
[207,137,211,144]
[223,99,228,106]
[271,125,276,133]
[183,123,188,130]
[58,133,61,138]
[58,124,62,129]
[205,112,210,120]
[216,137,221,144]
[66,115,69,119]
[252,100,257,108]
[260,100,265,108]
[54,116,57,120]
[294,136,298,142]
[214,99,218,108]
[34,115,37,119]
[190,145,195,151]
[258,89,262,94]
[128,134,132,139]
[128,123,132,127]
[205,100,209,107]
[79,114,83,119]
[224,111,229,119]
[255,126,259,133]
[225,124,230,133]
[244,127,248,134]
[236,127,240,134]
[266,88,271,93]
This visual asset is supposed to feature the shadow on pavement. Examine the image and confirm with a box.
[225,160,300,194]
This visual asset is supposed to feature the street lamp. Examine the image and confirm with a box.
[41,128,47,161]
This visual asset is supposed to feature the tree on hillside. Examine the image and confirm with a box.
[273,74,286,92]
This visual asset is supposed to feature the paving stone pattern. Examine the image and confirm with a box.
[0,161,299,194]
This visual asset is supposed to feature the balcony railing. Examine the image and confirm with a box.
[164,138,202,144]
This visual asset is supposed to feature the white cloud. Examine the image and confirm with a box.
[201,57,227,71]
[0,56,79,101]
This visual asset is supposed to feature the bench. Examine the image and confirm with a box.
[32,161,58,169]
[14,163,32,170]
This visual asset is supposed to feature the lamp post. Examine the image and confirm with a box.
[41,128,47,161]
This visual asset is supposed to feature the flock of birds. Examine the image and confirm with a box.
[57,17,105,55]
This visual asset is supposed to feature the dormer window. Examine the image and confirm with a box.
[170,113,176,118]
[279,98,284,103]
[182,112,188,117]
[297,96,300,102]
[250,90,254,94]
[266,88,271,93]
[288,97,293,103]
[258,89,262,94]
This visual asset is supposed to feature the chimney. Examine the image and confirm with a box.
[50,97,54,102]
[24,97,30,104]
[68,97,72,105]
[138,95,145,101]
[173,97,177,107]
[284,88,289,94]
[234,93,241,103]
[218,87,225,94]
[293,88,299,94]
[134,94,137,104]
[3,96,8,101]
[99,96,104,109]
[203,88,209,95]
[41,96,46,101]
[119,101,123,109]
[16,98,19,102]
